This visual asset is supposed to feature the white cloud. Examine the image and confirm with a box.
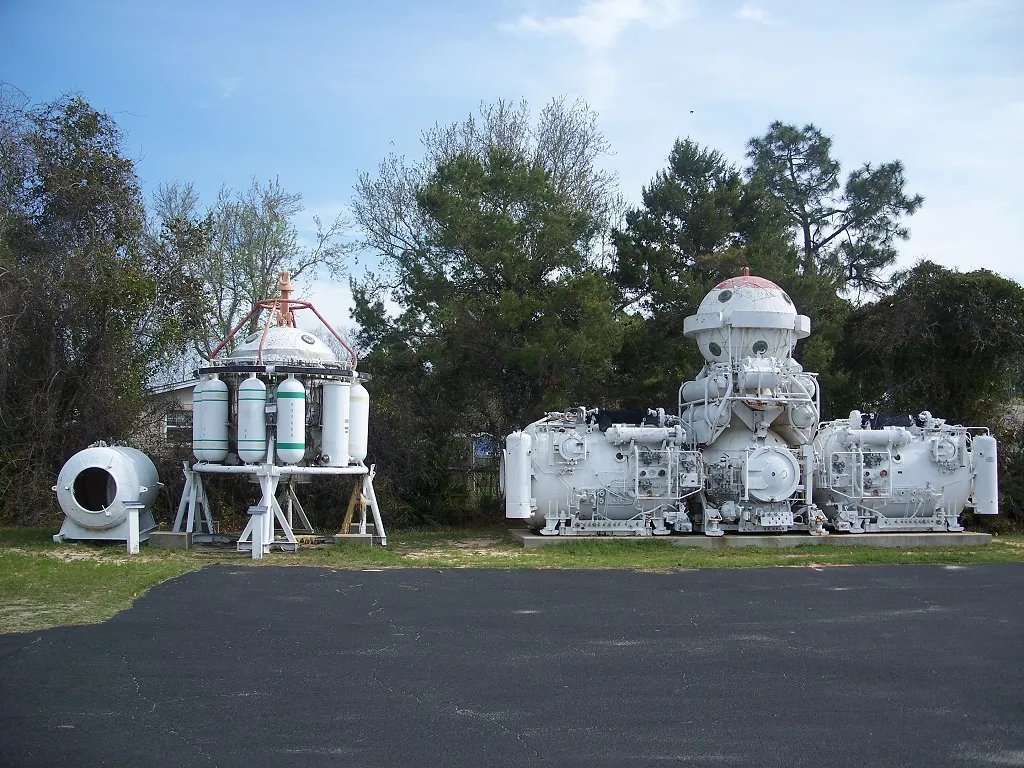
[217,76,242,99]
[734,3,777,24]
[501,0,689,51]
[499,0,692,108]
[930,0,1019,29]
[293,200,355,240]
[296,280,356,338]
[494,0,1023,288]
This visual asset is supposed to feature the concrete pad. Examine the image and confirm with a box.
[147,531,192,549]
[509,528,992,548]
[190,533,237,546]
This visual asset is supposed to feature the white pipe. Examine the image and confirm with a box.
[844,428,913,447]
[802,444,814,504]
[279,466,369,476]
[605,425,684,445]
[788,375,814,401]
[193,463,369,476]
[710,377,734,434]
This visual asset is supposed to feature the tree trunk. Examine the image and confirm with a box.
[801,217,816,275]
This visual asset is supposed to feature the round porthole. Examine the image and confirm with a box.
[301,333,317,345]
[752,340,769,355]
[244,332,260,344]
[782,293,793,305]
[708,342,723,357]
[718,290,733,303]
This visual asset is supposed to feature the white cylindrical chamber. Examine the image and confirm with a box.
[321,380,351,466]
[276,376,306,465]
[737,369,781,392]
[681,402,732,445]
[348,381,369,464]
[237,375,268,464]
[680,375,726,404]
[195,376,229,462]
[504,431,534,519]
[55,445,160,530]
[971,435,999,515]
[788,403,817,429]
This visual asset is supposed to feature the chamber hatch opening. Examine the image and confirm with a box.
[73,467,117,511]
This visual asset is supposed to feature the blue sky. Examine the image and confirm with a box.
[2,0,1022,332]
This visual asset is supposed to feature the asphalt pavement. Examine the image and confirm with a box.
[1,563,1022,768]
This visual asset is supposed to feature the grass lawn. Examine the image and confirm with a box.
[2,526,1022,635]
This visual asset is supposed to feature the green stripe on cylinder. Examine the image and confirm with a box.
[277,442,305,449]
[277,392,305,399]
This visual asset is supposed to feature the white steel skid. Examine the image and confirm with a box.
[174,452,386,556]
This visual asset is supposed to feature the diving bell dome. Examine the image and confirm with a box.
[225,327,340,366]
[683,269,810,363]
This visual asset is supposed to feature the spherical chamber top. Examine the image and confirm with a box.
[683,272,810,363]
[698,274,796,317]
[225,326,340,366]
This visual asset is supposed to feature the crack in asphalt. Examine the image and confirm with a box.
[122,654,219,767]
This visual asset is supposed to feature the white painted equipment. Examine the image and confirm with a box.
[972,435,999,516]
[321,380,351,467]
[192,376,229,462]
[348,381,370,464]
[505,269,999,536]
[276,376,306,465]
[192,378,207,456]
[175,271,386,555]
[502,431,534,519]
[813,411,998,532]
[53,442,161,551]
[237,375,268,464]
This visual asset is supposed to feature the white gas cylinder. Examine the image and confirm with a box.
[237,375,267,464]
[276,376,306,464]
[192,378,208,456]
[348,380,369,464]
[504,431,534,519]
[321,380,351,466]
[194,376,229,462]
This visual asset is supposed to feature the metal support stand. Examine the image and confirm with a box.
[247,505,267,560]
[124,501,145,554]
[334,465,387,545]
[176,460,386,551]
[284,482,314,534]
[363,465,387,546]
[173,462,215,535]
[341,481,362,533]
[236,464,299,553]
